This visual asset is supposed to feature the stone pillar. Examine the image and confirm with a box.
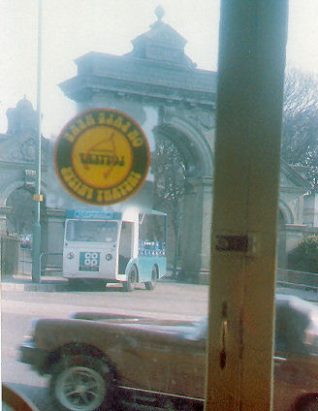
[277,212,287,269]
[180,176,213,283]
[0,207,11,234]
[199,177,213,283]
[285,224,307,253]
[304,193,318,227]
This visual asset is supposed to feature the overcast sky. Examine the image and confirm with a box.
[1,0,318,137]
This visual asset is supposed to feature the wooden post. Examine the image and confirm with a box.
[205,1,288,410]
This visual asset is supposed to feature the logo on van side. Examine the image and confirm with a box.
[55,109,150,205]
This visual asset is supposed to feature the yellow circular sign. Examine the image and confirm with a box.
[55,109,150,205]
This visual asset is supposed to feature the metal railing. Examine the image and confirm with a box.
[277,280,318,293]
[277,269,318,293]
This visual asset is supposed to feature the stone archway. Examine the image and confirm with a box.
[0,97,47,224]
[59,11,216,282]
[6,187,33,235]
[279,199,294,225]
[0,97,52,271]
[153,116,214,282]
[56,10,310,284]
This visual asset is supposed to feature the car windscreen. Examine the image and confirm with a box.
[65,220,119,243]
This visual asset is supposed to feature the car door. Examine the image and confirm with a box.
[114,332,179,394]
[114,329,205,399]
[165,336,206,399]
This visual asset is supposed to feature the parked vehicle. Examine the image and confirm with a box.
[20,295,318,411]
[63,208,166,291]
[20,234,32,249]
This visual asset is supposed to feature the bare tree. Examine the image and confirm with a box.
[153,135,186,277]
[282,68,318,191]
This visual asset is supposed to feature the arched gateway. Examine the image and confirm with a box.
[59,12,217,281]
[0,12,310,282]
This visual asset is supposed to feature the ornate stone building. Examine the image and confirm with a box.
[0,11,314,281]
[0,97,48,233]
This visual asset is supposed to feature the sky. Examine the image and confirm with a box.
[1,0,318,138]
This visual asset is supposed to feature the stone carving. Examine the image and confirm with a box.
[6,97,37,137]
[128,7,194,68]
[160,105,215,132]
[20,138,36,161]
[187,108,215,130]
[154,5,165,21]
[7,137,36,162]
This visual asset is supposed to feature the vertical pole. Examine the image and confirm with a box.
[32,0,43,283]
[205,1,288,410]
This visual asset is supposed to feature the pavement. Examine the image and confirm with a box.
[2,273,318,304]
[1,274,69,292]
[0,273,178,292]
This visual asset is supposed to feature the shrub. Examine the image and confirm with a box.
[288,235,318,273]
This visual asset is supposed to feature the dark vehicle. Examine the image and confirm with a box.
[20,234,32,249]
[20,295,318,411]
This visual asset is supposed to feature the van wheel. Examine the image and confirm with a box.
[145,266,158,290]
[123,266,137,292]
[50,355,115,411]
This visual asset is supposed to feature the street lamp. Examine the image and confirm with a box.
[32,0,43,283]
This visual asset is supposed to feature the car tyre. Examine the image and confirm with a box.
[145,266,158,290]
[50,355,114,411]
[123,266,137,292]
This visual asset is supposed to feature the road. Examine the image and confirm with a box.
[1,281,208,410]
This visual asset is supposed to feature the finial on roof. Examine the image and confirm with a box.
[155,5,165,22]
[17,95,33,110]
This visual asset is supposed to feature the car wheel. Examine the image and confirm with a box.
[50,355,114,411]
[145,266,158,290]
[123,266,137,292]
